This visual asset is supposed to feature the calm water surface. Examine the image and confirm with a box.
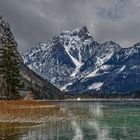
[0,102,140,140]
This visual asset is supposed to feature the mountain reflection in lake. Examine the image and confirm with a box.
[0,102,140,140]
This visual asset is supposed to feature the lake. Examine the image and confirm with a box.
[0,101,140,140]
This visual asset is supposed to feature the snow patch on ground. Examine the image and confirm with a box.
[100,65,110,70]
[88,82,103,90]
[85,65,110,79]
[95,52,113,67]
[117,65,126,73]
[86,69,99,78]
[61,82,73,91]
[64,37,84,77]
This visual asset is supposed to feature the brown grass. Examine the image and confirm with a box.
[0,100,67,123]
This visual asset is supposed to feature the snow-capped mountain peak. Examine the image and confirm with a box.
[71,26,92,38]
[22,26,100,88]
[60,26,92,40]
[22,26,140,94]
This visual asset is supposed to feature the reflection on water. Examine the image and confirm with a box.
[87,103,111,140]
[0,102,140,140]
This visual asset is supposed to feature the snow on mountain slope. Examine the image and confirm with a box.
[88,82,103,91]
[79,41,121,78]
[60,26,99,77]
[85,65,110,79]
[116,65,126,73]
[95,41,121,66]
[66,43,140,94]
[22,41,76,88]
[22,26,99,89]
[22,26,140,94]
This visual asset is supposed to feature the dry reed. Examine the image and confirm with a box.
[0,100,66,123]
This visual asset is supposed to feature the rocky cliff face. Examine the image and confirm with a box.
[22,26,140,94]
[0,16,13,39]
[0,16,64,99]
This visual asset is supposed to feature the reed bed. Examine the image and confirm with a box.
[0,100,67,123]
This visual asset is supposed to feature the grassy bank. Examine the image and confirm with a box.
[0,100,67,123]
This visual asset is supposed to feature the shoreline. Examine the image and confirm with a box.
[43,98,140,102]
[0,99,140,123]
[0,117,70,124]
[0,100,68,124]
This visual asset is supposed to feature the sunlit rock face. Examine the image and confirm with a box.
[22,26,140,94]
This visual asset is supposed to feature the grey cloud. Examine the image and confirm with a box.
[94,12,140,47]
[0,0,140,52]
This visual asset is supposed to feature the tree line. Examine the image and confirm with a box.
[0,33,21,99]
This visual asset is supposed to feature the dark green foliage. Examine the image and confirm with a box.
[0,34,21,99]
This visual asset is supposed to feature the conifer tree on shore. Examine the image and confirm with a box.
[0,33,21,99]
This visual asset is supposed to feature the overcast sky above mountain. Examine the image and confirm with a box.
[0,0,140,53]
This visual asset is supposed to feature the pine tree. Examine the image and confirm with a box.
[0,33,21,99]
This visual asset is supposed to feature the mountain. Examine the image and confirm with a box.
[20,63,64,99]
[22,26,100,89]
[0,16,64,99]
[67,44,140,94]
[22,26,140,94]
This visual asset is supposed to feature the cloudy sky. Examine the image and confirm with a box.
[0,0,140,53]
